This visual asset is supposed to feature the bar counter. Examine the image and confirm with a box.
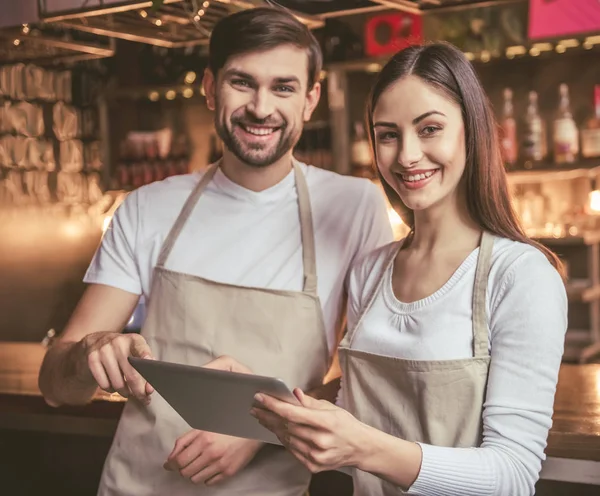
[1,342,599,494]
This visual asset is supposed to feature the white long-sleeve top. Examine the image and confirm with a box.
[338,236,568,496]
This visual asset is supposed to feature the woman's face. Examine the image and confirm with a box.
[372,75,467,215]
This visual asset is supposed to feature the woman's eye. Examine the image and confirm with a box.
[421,126,441,136]
[377,132,397,142]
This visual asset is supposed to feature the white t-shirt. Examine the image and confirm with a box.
[84,161,394,354]
[341,236,568,495]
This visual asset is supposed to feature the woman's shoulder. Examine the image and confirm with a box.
[490,236,557,277]
[488,235,566,309]
[348,240,401,295]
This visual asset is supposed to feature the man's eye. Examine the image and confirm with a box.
[231,79,250,88]
[275,85,294,93]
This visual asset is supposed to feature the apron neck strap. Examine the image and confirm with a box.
[293,160,318,295]
[156,160,318,296]
[344,239,402,348]
[472,230,494,358]
[343,231,495,352]
[156,162,219,267]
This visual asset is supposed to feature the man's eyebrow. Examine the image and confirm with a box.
[223,69,255,80]
[273,76,300,85]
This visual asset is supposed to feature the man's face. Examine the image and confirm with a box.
[203,44,321,168]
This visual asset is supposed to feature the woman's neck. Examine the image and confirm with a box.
[409,195,481,254]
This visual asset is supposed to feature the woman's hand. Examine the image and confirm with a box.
[250,388,374,473]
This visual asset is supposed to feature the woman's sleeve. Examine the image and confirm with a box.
[407,250,568,496]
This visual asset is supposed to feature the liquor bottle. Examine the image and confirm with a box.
[499,88,518,168]
[581,85,600,159]
[521,91,547,168]
[553,84,579,164]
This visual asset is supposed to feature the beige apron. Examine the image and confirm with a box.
[98,160,329,496]
[338,231,494,496]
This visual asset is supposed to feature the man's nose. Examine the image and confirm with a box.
[246,88,275,120]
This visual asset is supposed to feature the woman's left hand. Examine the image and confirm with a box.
[251,388,372,473]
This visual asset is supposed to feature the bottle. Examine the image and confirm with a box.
[521,91,547,168]
[499,88,518,168]
[553,84,579,164]
[581,85,600,159]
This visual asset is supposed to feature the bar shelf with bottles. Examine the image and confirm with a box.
[110,129,191,191]
[498,82,600,363]
[499,83,600,240]
[500,84,600,174]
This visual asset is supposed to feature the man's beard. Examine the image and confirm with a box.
[214,107,300,168]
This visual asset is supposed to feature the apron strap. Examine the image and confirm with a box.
[472,231,494,358]
[156,163,219,268]
[342,239,403,348]
[293,160,318,295]
[156,160,318,297]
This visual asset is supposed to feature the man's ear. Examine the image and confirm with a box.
[202,68,216,111]
[303,81,321,122]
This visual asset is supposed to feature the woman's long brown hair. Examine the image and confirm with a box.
[366,42,565,278]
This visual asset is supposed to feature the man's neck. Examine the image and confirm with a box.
[218,151,295,192]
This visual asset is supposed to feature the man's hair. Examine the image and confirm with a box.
[208,7,323,89]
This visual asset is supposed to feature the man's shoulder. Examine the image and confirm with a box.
[134,172,201,205]
[301,162,378,199]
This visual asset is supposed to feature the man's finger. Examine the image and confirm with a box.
[130,335,153,359]
[165,430,202,469]
[114,344,149,402]
[190,461,221,485]
[99,347,128,396]
[204,472,226,486]
[203,355,251,374]
[88,352,111,391]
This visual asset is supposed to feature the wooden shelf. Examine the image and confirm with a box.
[507,163,600,184]
[534,230,600,246]
[566,281,600,302]
[324,40,600,74]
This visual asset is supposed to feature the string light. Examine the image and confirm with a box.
[184,71,197,84]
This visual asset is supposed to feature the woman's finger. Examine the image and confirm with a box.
[254,394,323,426]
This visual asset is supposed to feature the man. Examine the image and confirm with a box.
[38,6,392,496]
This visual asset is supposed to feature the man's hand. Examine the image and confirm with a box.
[164,430,262,485]
[81,331,154,404]
[202,355,253,374]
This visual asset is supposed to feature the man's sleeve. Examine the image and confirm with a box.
[84,189,143,295]
[353,180,394,264]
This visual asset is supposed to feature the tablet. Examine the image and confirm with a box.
[128,356,299,445]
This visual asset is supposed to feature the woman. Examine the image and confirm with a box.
[250,42,568,495]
